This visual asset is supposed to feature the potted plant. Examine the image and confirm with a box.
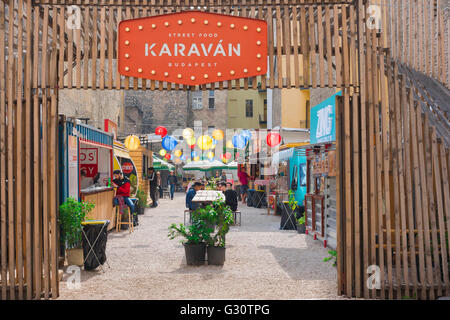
[196,200,234,266]
[168,220,213,266]
[287,190,306,234]
[135,188,148,215]
[59,197,95,266]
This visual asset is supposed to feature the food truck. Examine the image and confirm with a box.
[59,117,116,230]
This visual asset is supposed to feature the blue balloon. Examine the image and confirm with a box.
[232,134,249,149]
[162,136,178,151]
[180,155,187,161]
[191,151,198,158]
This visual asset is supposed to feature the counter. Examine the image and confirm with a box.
[80,187,115,231]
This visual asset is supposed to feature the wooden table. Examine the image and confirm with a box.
[192,190,225,205]
[80,187,115,231]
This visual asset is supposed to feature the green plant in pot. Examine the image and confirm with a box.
[200,200,234,266]
[59,197,95,266]
[288,190,306,234]
[135,188,149,215]
[168,220,213,266]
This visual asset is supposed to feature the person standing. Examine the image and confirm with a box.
[237,166,249,204]
[156,171,163,199]
[167,170,177,200]
[148,167,158,208]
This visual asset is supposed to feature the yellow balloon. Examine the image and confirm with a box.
[174,158,181,164]
[197,135,212,150]
[194,156,200,162]
[159,149,166,157]
[212,129,224,141]
[226,140,234,149]
[182,128,194,139]
[186,136,196,146]
[174,150,182,157]
[124,135,140,151]
[207,151,214,159]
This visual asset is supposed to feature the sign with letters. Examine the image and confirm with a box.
[118,11,267,85]
[80,148,98,178]
[310,91,342,144]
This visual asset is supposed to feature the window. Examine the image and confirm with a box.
[245,99,253,118]
[192,91,203,109]
[208,90,215,109]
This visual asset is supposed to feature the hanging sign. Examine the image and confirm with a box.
[310,91,342,144]
[118,11,267,85]
[122,162,134,174]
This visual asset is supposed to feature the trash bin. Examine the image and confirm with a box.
[82,220,109,271]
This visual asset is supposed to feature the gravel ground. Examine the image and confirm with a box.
[58,194,342,300]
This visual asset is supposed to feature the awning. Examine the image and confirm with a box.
[152,156,174,170]
[272,148,295,167]
[279,142,309,150]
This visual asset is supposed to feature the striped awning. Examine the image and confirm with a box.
[272,148,295,167]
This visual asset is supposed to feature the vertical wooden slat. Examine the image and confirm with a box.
[341,5,349,88]
[439,141,450,295]
[300,5,308,87]
[91,6,98,89]
[333,5,342,88]
[59,5,65,89]
[116,4,123,89]
[67,6,73,89]
[50,93,59,298]
[283,5,291,88]
[267,6,274,89]
[75,10,82,89]
[83,5,90,89]
[16,0,25,300]
[317,5,324,88]
[325,5,332,88]
[0,0,7,301]
[352,91,361,298]
[335,95,344,296]
[99,7,106,90]
[108,6,114,89]
[275,6,283,89]
[7,0,16,300]
[308,5,316,88]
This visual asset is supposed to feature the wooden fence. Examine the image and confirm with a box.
[0,0,449,299]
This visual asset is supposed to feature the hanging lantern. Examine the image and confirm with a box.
[159,149,167,157]
[197,135,213,150]
[182,128,194,140]
[162,136,178,151]
[191,150,198,158]
[266,132,282,148]
[212,129,224,141]
[124,135,140,151]
[174,149,183,158]
[193,156,200,162]
[226,140,234,149]
[186,136,196,146]
[224,152,232,160]
[155,126,168,137]
[165,153,172,160]
[232,134,248,149]
[207,151,215,159]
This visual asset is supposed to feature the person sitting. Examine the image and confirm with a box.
[186,182,203,211]
[112,170,135,213]
[219,182,238,212]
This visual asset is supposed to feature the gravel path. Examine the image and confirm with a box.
[58,194,341,300]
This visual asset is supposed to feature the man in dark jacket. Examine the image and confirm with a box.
[167,170,177,200]
[220,182,238,212]
[148,167,158,208]
[186,182,202,211]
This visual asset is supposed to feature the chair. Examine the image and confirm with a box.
[163,187,170,199]
[115,205,133,233]
[184,209,192,225]
[233,211,241,226]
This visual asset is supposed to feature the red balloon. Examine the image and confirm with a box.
[155,126,168,137]
[224,152,232,160]
[266,132,281,147]
[164,153,171,160]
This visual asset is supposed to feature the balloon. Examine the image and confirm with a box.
[266,132,282,147]
[222,158,229,164]
[197,135,213,150]
[155,126,168,137]
[212,129,224,141]
[164,153,171,160]
[162,136,178,151]
[124,135,140,151]
[174,149,183,158]
[207,151,215,159]
[232,134,249,149]
[182,128,194,139]
[180,155,187,161]
[224,152,232,160]
[194,156,200,162]
[174,158,181,164]
[159,149,167,157]
[226,140,234,149]
[191,151,198,158]
[186,136,196,146]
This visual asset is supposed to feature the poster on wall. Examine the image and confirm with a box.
[80,148,98,177]
[119,157,138,196]
[310,91,342,144]
[68,135,79,198]
[104,119,118,140]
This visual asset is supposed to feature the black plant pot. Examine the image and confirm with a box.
[296,222,306,234]
[138,206,145,215]
[184,242,206,266]
[207,246,226,265]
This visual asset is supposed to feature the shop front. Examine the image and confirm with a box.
[59,118,116,230]
[113,141,139,198]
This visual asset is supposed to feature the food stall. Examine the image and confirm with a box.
[59,117,116,230]
[113,140,139,197]
[295,91,341,249]
[129,145,153,196]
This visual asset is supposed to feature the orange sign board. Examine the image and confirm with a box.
[118,11,267,85]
